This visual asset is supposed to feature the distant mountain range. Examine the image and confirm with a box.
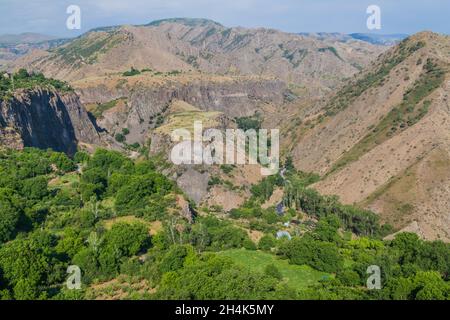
[0,32,57,45]
[298,32,408,45]
[0,33,70,70]
[349,33,409,45]
[10,18,386,93]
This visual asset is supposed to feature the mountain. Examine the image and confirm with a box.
[0,72,100,155]
[349,33,408,46]
[298,32,407,46]
[13,18,386,95]
[0,33,58,45]
[290,32,450,241]
[0,33,70,70]
[4,20,450,242]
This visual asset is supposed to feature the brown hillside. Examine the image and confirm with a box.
[291,32,450,241]
[13,18,385,95]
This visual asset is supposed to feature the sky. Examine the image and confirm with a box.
[0,0,449,37]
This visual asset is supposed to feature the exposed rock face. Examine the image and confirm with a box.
[75,75,287,143]
[0,126,23,150]
[0,88,100,154]
[176,167,210,204]
[176,195,196,223]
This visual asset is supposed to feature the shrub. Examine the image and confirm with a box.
[122,67,141,77]
[258,235,276,251]
[22,176,49,200]
[115,133,126,143]
[264,264,283,280]
[243,239,257,251]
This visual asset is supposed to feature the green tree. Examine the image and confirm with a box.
[22,176,49,200]
[55,228,84,259]
[159,245,191,273]
[156,254,285,300]
[104,222,150,257]
[258,235,276,251]
[280,237,343,273]
[314,215,341,243]
[115,133,126,143]
[72,247,100,284]
[243,238,257,250]
[0,188,22,243]
[74,151,90,164]
[336,269,361,286]
[49,152,76,172]
[0,237,51,299]
[80,168,107,200]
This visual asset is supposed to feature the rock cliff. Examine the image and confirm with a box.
[0,88,100,154]
[74,74,287,144]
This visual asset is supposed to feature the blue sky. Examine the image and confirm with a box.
[0,0,448,37]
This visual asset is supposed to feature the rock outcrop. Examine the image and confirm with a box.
[74,74,287,143]
[176,167,210,204]
[0,88,100,154]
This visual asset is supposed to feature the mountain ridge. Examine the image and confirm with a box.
[11,18,386,95]
[290,31,450,240]
[2,21,450,241]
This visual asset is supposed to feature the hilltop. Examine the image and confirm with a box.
[12,18,385,95]
[0,33,57,45]
[0,33,69,70]
[290,31,450,240]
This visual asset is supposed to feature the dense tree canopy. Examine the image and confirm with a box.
[0,148,448,300]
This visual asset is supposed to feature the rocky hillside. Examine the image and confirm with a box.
[290,32,450,241]
[13,18,385,95]
[5,21,449,244]
[72,72,286,144]
[0,33,68,70]
[0,84,101,155]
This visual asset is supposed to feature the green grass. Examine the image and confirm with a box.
[86,98,127,119]
[48,172,79,191]
[218,249,330,290]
